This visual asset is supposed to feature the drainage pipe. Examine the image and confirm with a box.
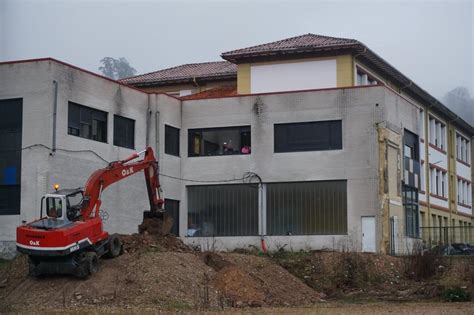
[52,80,58,152]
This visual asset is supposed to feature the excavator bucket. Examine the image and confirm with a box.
[139,211,173,236]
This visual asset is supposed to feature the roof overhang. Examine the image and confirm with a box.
[128,73,237,88]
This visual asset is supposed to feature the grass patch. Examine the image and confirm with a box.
[441,287,472,302]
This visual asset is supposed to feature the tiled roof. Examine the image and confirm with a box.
[120,61,237,86]
[221,33,359,62]
[180,86,237,100]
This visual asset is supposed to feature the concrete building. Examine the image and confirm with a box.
[0,34,472,258]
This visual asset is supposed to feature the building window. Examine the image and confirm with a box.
[356,68,378,86]
[188,126,251,157]
[274,120,342,153]
[113,115,135,149]
[165,199,180,236]
[403,185,419,238]
[420,161,425,192]
[0,98,22,215]
[428,116,446,151]
[68,102,107,143]
[430,166,447,198]
[267,180,347,235]
[165,125,180,156]
[456,133,470,164]
[457,178,471,206]
[187,184,258,236]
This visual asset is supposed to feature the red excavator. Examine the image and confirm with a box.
[16,147,170,277]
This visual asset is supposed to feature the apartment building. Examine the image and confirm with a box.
[0,34,472,258]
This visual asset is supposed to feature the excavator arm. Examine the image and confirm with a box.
[79,147,164,219]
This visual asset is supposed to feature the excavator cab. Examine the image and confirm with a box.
[29,188,84,230]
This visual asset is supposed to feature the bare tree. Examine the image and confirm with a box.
[99,57,137,80]
[443,87,474,126]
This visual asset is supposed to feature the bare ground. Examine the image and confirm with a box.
[1,234,473,313]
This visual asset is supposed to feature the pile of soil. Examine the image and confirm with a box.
[0,235,320,312]
[202,252,321,307]
[120,233,192,253]
[138,216,173,236]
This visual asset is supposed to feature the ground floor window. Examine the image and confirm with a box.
[187,184,258,236]
[0,98,22,215]
[403,185,419,238]
[266,180,347,235]
[165,199,180,236]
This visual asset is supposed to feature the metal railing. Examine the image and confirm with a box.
[420,226,474,255]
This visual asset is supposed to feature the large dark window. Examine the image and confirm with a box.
[403,185,419,238]
[68,102,107,143]
[113,115,135,149]
[165,199,180,236]
[267,181,347,235]
[0,98,22,215]
[188,126,251,157]
[187,184,258,236]
[274,120,342,153]
[165,125,180,156]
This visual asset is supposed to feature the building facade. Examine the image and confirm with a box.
[0,34,472,258]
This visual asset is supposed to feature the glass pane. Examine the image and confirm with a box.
[267,181,347,235]
[187,184,258,236]
[275,120,342,152]
[188,126,251,157]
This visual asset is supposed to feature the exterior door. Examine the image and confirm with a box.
[362,216,376,252]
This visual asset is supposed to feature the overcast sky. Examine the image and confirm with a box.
[1,0,472,99]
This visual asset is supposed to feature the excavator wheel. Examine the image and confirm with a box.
[104,234,122,258]
[77,251,99,278]
[85,252,99,275]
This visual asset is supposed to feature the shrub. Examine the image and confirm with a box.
[402,243,441,280]
[441,287,472,302]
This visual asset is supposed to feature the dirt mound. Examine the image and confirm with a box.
[203,252,320,307]
[120,233,192,253]
[138,216,173,236]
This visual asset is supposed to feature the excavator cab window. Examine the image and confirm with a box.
[46,197,63,219]
[66,191,83,221]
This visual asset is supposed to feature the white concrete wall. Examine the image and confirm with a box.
[180,86,385,251]
[0,60,181,257]
[250,59,337,93]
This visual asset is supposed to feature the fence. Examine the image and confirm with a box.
[420,226,474,255]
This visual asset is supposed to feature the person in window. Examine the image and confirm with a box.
[223,140,236,154]
[241,146,251,154]
[47,199,62,219]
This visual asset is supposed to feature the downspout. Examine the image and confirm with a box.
[52,80,58,153]
[252,173,267,253]
[146,94,151,146]
[424,106,432,244]
[192,77,201,92]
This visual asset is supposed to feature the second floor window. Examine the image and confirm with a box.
[430,166,447,198]
[68,102,107,143]
[457,179,471,206]
[428,116,446,151]
[189,126,251,157]
[113,115,135,149]
[456,133,470,164]
[274,120,342,153]
[165,125,180,156]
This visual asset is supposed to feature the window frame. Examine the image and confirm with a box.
[0,98,23,216]
[165,125,180,157]
[188,125,251,157]
[403,185,419,238]
[68,102,108,143]
[113,114,135,149]
[274,120,343,153]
